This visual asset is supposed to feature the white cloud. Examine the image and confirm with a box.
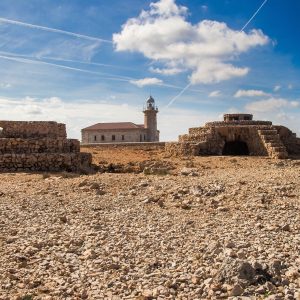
[149,66,184,75]
[288,84,293,90]
[0,83,12,89]
[149,0,188,16]
[273,85,281,92]
[0,95,217,141]
[113,0,269,84]
[276,112,296,121]
[234,89,270,98]
[245,97,300,113]
[190,61,249,84]
[208,90,222,97]
[130,77,163,87]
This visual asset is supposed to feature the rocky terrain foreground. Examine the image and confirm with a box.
[0,152,300,299]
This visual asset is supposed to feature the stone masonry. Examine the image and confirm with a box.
[165,114,300,159]
[0,121,92,172]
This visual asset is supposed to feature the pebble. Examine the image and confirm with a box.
[0,157,299,299]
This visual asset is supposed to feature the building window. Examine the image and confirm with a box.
[122,135,125,141]
[101,135,105,141]
[140,134,142,142]
[144,135,146,141]
[94,135,97,141]
[112,135,115,141]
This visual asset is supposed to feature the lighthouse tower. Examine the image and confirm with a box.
[143,96,159,142]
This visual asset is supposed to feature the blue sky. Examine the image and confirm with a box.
[0,0,299,140]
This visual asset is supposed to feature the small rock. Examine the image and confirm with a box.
[180,167,197,176]
[59,215,68,223]
[181,201,191,210]
[231,284,244,296]
[225,241,235,248]
[191,275,200,284]
[281,224,291,232]
[90,182,100,190]
[142,289,153,298]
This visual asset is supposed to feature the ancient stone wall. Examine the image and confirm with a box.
[275,126,300,155]
[211,126,268,156]
[0,138,80,154]
[0,121,66,138]
[165,142,200,156]
[166,119,300,159]
[0,121,91,172]
[205,121,272,126]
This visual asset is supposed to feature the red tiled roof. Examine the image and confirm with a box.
[82,122,145,131]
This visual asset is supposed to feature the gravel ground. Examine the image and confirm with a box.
[0,156,300,300]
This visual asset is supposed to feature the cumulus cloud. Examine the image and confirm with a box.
[208,90,222,97]
[129,77,163,87]
[234,89,270,98]
[113,0,269,84]
[245,97,300,113]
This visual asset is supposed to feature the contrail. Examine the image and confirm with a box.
[166,0,269,107]
[0,17,112,43]
[0,50,138,71]
[0,53,205,92]
[42,57,135,71]
[0,54,132,82]
[166,83,192,108]
[240,0,268,32]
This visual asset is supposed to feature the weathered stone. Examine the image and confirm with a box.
[165,114,300,159]
[0,121,92,172]
[230,284,244,296]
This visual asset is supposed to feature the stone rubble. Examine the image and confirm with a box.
[0,156,299,299]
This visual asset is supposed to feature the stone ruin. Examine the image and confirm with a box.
[166,114,300,159]
[0,121,92,172]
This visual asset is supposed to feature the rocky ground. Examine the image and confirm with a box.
[0,151,300,300]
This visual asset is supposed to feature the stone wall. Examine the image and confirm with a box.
[205,121,272,127]
[0,121,91,172]
[0,153,91,172]
[0,138,80,154]
[275,125,300,155]
[210,126,268,156]
[166,120,300,159]
[0,121,66,138]
[165,142,200,156]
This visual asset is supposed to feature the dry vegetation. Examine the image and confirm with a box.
[1,147,300,299]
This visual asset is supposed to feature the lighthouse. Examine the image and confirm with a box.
[143,96,159,142]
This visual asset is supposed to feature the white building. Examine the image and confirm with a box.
[81,96,159,143]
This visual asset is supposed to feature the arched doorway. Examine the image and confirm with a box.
[222,140,249,156]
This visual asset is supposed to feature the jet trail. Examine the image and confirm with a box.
[166,83,192,108]
[0,17,112,43]
[166,0,269,108]
[0,54,204,92]
[0,51,137,71]
[240,0,268,32]
[0,54,132,82]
